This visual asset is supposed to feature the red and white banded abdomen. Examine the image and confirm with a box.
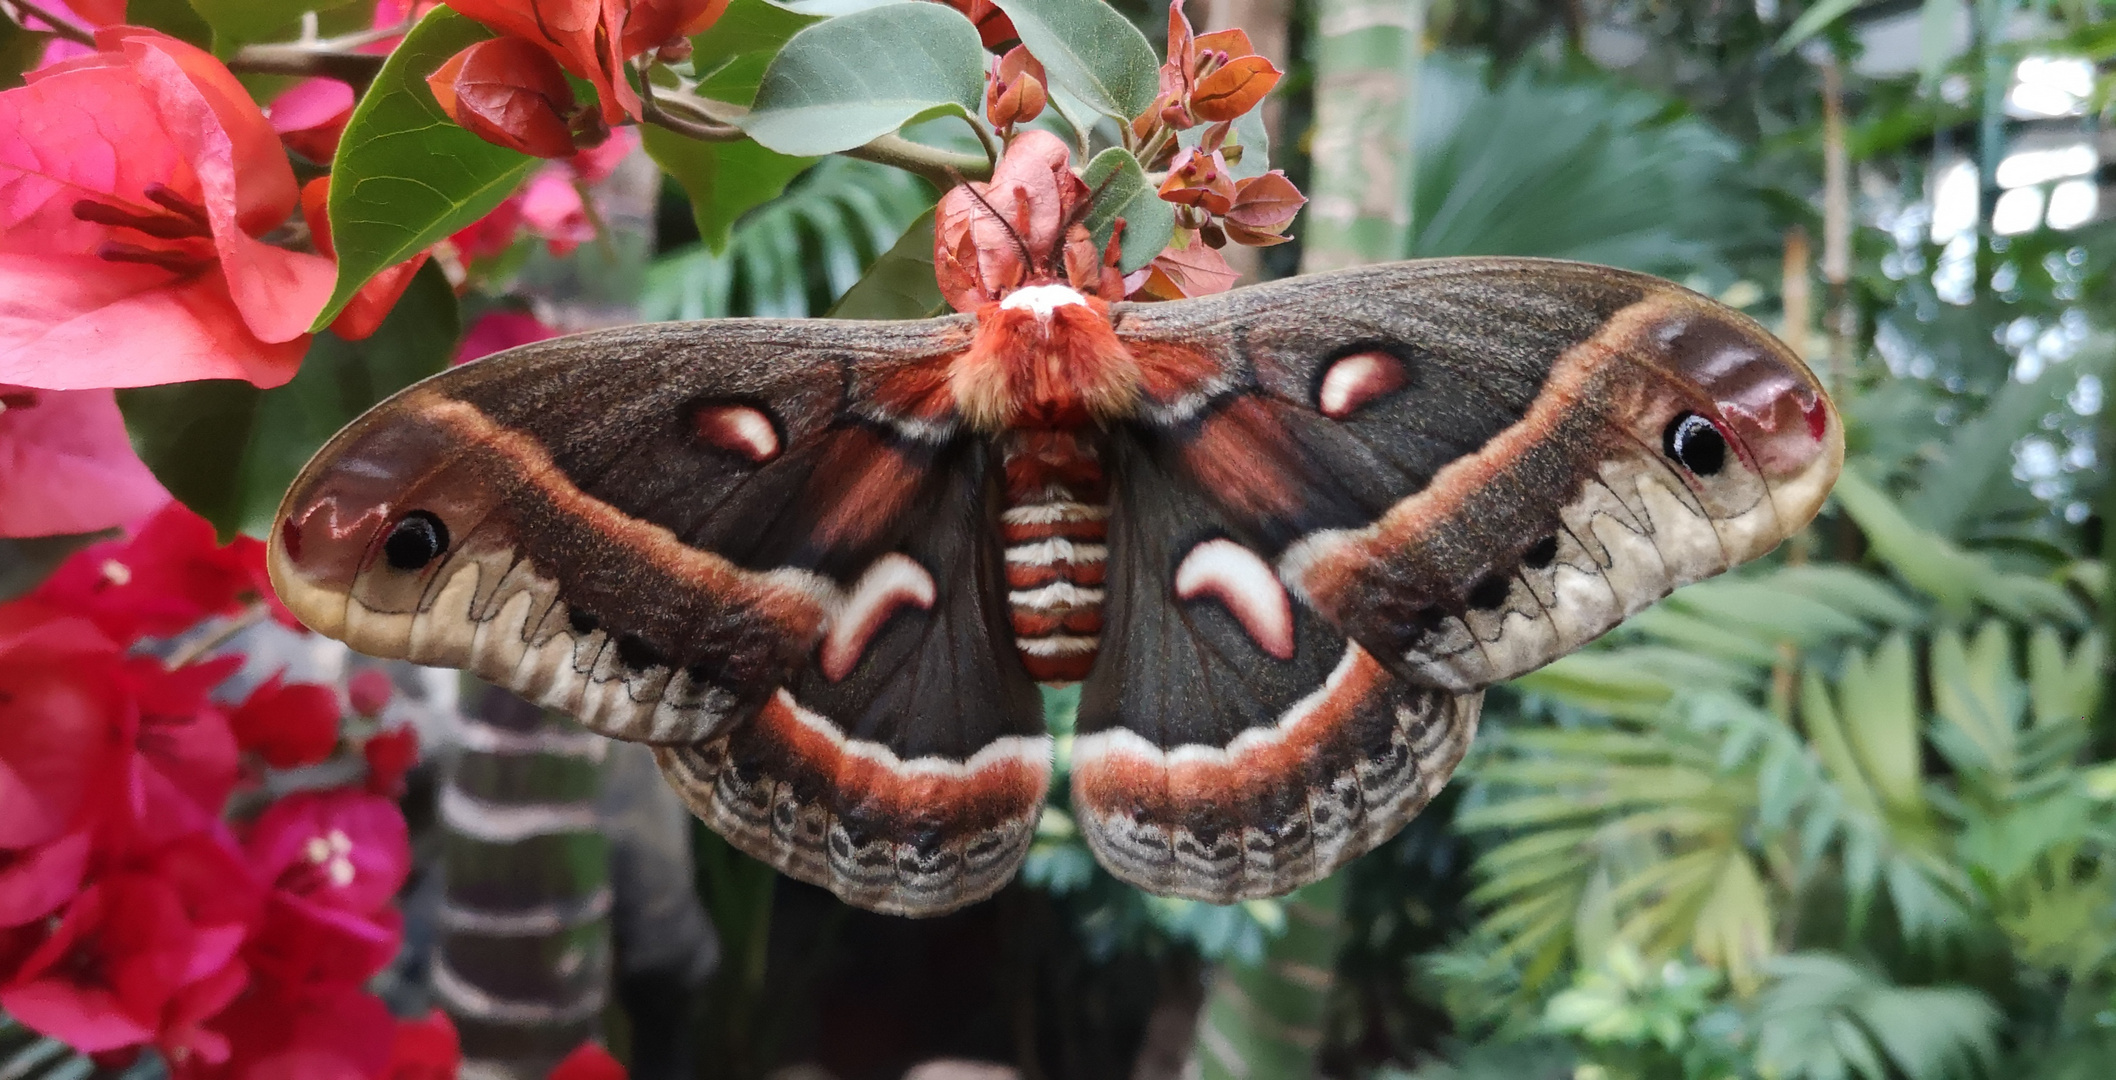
[1000,432,1106,683]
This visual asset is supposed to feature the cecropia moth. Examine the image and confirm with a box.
[270,215,1840,917]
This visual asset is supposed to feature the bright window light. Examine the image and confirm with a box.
[1996,143,2097,188]
[1993,186,2046,235]
[2008,56,2094,118]
[1930,159,1979,242]
[2047,178,2099,229]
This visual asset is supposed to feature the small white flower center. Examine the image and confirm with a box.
[999,284,1088,316]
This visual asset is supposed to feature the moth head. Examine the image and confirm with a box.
[1642,304,1843,550]
[269,401,500,640]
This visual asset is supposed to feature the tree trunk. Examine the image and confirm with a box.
[1298,0,1423,272]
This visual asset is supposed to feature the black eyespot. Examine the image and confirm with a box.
[568,609,601,635]
[616,633,668,670]
[1662,412,1727,476]
[382,511,448,571]
[1523,535,1559,570]
[1467,573,1512,611]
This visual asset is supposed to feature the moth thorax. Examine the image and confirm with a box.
[952,291,1141,431]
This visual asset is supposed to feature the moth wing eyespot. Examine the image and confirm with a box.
[1661,412,1727,477]
[381,510,449,571]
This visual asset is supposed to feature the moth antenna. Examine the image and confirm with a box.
[954,176,1041,277]
[1069,169,1121,232]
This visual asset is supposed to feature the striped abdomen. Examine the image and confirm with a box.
[1000,431,1106,683]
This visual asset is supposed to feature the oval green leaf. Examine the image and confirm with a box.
[741,3,985,156]
[643,127,817,253]
[827,209,944,320]
[1081,148,1173,273]
[314,7,536,330]
[992,0,1159,121]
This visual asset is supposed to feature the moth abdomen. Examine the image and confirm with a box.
[999,429,1110,684]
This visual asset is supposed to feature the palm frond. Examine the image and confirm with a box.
[641,157,933,321]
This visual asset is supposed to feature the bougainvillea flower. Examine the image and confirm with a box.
[1133,231,1238,300]
[267,79,355,163]
[933,130,1122,311]
[1221,171,1304,246]
[23,0,127,29]
[0,386,169,538]
[984,46,1045,130]
[382,1010,460,1080]
[930,0,1014,49]
[362,726,419,797]
[0,605,126,850]
[30,500,270,643]
[516,168,598,255]
[1,879,174,1050]
[1134,0,1281,133]
[299,178,430,342]
[0,830,94,928]
[457,309,565,364]
[429,37,582,159]
[177,982,393,1080]
[241,891,401,991]
[446,129,638,263]
[119,655,244,839]
[0,870,249,1059]
[1158,146,1237,216]
[346,669,395,717]
[0,605,126,928]
[246,790,410,915]
[0,29,335,390]
[549,1041,629,1080]
[443,0,731,123]
[227,675,341,771]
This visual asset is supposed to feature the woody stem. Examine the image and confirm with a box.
[648,90,994,187]
[164,602,269,670]
[958,113,1001,169]
[840,133,994,187]
[227,42,388,86]
[3,0,95,46]
[641,88,747,142]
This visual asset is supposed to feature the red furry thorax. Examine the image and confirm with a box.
[950,293,1140,431]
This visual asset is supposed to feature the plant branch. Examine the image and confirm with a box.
[641,88,746,142]
[650,90,993,186]
[841,132,992,187]
[227,42,388,86]
[4,0,94,46]
[959,113,1000,168]
[164,602,269,670]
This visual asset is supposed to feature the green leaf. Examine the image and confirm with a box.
[122,264,460,539]
[643,126,816,252]
[129,0,214,47]
[1776,0,1867,52]
[691,0,824,108]
[316,8,537,329]
[1839,635,1925,812]
[1080,148,1174,273]
[190,0,362,51]
[1803,669,1880,816]
[741,4,985,156]
[828,209,943,319]
[693,0,823,83]
[991,0,1159,121]
[1832,465,1988,614]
